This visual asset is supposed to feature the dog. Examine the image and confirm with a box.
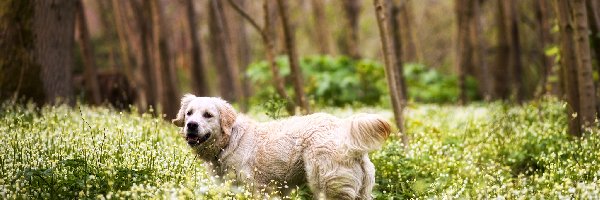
[172,94,391,199]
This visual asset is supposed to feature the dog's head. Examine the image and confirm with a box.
[172,94,237,151]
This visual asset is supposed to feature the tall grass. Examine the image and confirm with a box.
[1,98,599,199]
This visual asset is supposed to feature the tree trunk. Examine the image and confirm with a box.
[374,0,408,144]
[536,0,557,96]
[75,0,101,105]
[233,0,253,104]
[276,0,310,114]
[0,0,45,104]
[470,0,491,100]
[342,0,362,59]
[555,0,583,136]
[311,0,332,55]
[130,0,156,111]
[111,0,148,111]
[493,0,511,100]
[572,0,597,129]
[507,0,524,102]
[455,0,473,104]
[34,0,76,105]
[586,0,600,117]
[389,0,408,102]
[208,0,244,107]
[397,0,420,62]
[185,0,209,97]
[149,0,179,119]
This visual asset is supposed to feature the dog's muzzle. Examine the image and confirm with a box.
[186,132,211,146]
[186,122,211,146]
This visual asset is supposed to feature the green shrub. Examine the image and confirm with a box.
[246,56,478,108]
[247,55,386,107]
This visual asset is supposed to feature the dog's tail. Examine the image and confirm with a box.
[345,114,391,153]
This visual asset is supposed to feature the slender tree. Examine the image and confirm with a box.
[572,0,597,130]
[536,0,556,96]
[507,0,524,102]
[231,0,253,102]
[374,0,408,144]
[311,0,333,55]
[397,0,420,62]
[342,0,362,59]
[455,0,473,104]
[130,0,156,110]
[184,0,209,97]
[75,0,101,105]
[227,0,296,115]
[493,0,512,100]
[470,0,491,100]
[208,0,245,109]
[554,0,597,136]
[111,0,150,111]
[34,0,77,105]
[276,0,310,114]
[389,0,408,102]
[0,0,45,104]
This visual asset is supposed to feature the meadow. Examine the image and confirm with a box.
[1,98,600,199]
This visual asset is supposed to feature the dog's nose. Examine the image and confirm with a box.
[187,122,199,131]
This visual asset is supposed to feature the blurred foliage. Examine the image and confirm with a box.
[372,97,600,199]
[247,56,478,108]
[2,98,600,198]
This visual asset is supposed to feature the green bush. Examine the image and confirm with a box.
[247,56,386,107]
[403,63,478,103]
[246,56,478,108]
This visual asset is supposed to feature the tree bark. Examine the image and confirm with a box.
[311,0,332,55]
[397,0,420,62]
[276,0,310,114]
[374,0,408,144]
[75,0,101,105]
[184,0,209,97]
[507,0,524,102]
[536,0,557,96]
[34,0,76,105]
[493,0,512,100]
[232,0,253,103]
[572,0,597,129]
[470,0,491,100]
[0,0,45,104]
[586,0,600,117]
[389,0,408,102]
[111,0,148,111]
[342,0,362,59]
[455,0,473,104]
[208,0,244,108]
[149,0,180,118]
[130,0,156,110]
[555,0,583,136]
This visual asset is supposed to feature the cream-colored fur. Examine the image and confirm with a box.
[172,94,391,199]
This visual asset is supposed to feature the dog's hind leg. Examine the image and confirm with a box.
[358,155,375,200]
[304,155,362,200]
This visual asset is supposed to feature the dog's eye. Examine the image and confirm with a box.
[186,110,193,116]
[203,112,213,118]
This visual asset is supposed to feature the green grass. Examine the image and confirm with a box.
[1,98,599,199]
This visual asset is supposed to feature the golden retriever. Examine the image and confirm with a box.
[172,94,391,199]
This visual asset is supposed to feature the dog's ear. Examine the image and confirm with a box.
[172,94,196,127]
[214,98,237,137]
